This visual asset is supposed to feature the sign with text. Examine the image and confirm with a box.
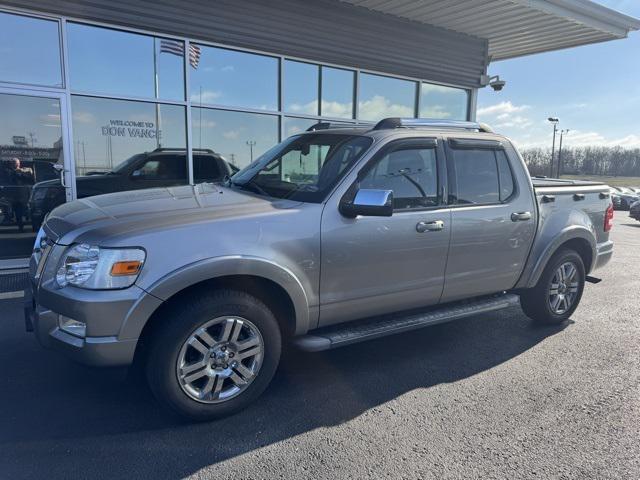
[101,119,162,140]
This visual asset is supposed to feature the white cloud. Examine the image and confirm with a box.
[477,101,530,117]
[222,129,240,140]
[287,100,318,116]
[477,101,533,130]
[321,100,353,119]
[421,105,452,119]
[221,65,235,72]
[358,95,414,121]
[190,90,221,104]
[72,111,95,124]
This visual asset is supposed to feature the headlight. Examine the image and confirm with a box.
[55,243,145,289]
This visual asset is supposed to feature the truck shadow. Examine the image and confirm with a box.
[0,304,568,478]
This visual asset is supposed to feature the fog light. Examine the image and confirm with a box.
[58,316,86,338]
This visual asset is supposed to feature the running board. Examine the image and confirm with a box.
[293,293,520,352]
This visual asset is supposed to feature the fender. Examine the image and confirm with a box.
[118,255,311,340]
[517,225,597,289]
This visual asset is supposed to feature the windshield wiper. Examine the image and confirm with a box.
[228,178,270,197]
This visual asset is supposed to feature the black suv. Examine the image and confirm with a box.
[29,148,236,231]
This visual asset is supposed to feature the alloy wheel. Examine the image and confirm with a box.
[176,316,264,403]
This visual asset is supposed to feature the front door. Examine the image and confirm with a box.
[319,138,451,326]
[0,89,72,267]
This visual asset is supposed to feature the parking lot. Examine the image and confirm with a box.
[1,215,638,480]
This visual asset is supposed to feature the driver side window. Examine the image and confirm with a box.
[360,146,438,210]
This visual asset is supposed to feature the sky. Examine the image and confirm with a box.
[477,0,640,150]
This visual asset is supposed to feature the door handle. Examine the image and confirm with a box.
[511,211,532,222]
[416,220,444,233]
[53,163,67,188]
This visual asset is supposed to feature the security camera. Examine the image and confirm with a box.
[481,74,506,92]
[490,78,506,91]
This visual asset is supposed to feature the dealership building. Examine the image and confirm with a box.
[0,0,638,269]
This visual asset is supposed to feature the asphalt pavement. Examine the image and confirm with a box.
[1,215,639,479]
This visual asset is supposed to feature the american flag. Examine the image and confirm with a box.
[159,39,201,69]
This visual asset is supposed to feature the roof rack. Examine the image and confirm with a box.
[152,147,216,153]
[372,118,494,133]
[306,122,368,132]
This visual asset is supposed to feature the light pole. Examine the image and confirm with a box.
[557,129,569,178]
[548,117,559,177]
[246,140,256,162]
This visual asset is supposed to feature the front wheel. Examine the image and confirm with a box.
[520,249,585,325]
[146,289,281,421]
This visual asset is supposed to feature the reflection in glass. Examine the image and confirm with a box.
[420,83,468,120]
[0,12,62,87]
[190,45,278,110]
[283,117,319,138]
[67,23,185,100]
[0,93,63,259]
[358,73,417,122]
[321,67,354,119]
[192,108,278,169]
[71,96,187,196]
[283,61,319,115]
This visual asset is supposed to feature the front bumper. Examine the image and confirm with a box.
[25,278,159,367]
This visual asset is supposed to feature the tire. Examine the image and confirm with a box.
[146,289,281,421]
[520,248,585,325]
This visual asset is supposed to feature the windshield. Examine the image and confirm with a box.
[111,154,146,175]
[230,134,373,202]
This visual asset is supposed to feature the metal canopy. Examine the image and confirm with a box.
[339,0,640,60]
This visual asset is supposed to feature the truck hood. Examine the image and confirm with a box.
[43,183,300,245]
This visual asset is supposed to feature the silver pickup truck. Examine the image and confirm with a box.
[26,118,614,420]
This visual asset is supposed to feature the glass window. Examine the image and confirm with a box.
[420,83,468,120]
[358,73,416,122]
[193,154,223,183]
[71,96,186,193]
[361,146,438,209]
[67,23,184,100]
[283,117,316,138]
[496,150,514,201]
[284,61,318,115]
[321,67,354,119]
[190,46,278,110]
[451,148,500,205]
[0,12,62,87]
[0,92,64,259]
[192,108,278,169]
[231,134,372,203]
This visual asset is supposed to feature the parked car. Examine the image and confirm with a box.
[609,186,639,210]
[26,118,614,420]
[630,199,640,221]
[28,148,236,231]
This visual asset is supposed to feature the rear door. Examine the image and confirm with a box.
[440,138,536,302]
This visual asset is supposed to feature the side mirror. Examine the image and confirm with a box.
[131,169,143,178]
[340,189,393,218]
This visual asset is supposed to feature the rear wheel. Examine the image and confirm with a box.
[520,249,585,325]
[146,289,281,421]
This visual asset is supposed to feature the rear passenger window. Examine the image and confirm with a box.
[360,146,438,210]
[450,147,515,204]
[496,150,514,200]
[451,149,499,204]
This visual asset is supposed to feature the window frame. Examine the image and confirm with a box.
[345,137,447,213]
[445,138,519,207]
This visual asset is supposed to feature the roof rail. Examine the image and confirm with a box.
[306,122,368,132]
[152,147,216,153]
[372,118,493,133]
